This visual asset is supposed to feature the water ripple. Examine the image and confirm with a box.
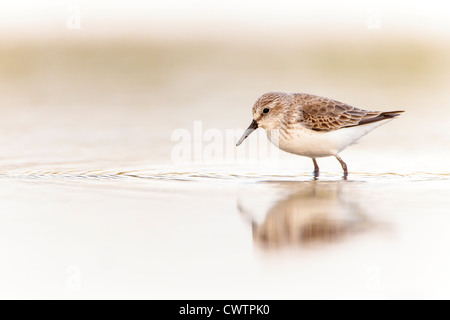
[0,166,449,184]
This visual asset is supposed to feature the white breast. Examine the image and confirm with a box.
[266,121,389,158]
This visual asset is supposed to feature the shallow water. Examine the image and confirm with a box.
[0,37,450,299]
[0,164,449,299]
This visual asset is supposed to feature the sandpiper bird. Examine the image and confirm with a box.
[236,92,404,177]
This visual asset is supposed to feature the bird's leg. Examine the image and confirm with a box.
[312,158,320,178]
[335,155,348,177]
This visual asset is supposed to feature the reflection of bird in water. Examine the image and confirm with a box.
[238,181,375,249]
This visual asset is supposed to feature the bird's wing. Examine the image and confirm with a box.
[294,94,381,132]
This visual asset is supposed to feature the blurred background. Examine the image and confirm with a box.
[0,0,449,299]
[0,0,449,170]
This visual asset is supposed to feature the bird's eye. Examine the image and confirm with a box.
[263,108,270,114]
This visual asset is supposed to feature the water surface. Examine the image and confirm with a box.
[0,37,449,299]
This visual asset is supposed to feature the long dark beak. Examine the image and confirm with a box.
[236,120,258,146]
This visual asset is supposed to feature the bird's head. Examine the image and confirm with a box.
[236,92,289,146]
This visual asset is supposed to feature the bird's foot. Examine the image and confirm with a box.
[313,170,320,180]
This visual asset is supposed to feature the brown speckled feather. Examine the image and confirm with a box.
[292,93,387,132]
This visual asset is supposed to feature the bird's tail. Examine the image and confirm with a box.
[358,110,405,126]
[380,110,405,118]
